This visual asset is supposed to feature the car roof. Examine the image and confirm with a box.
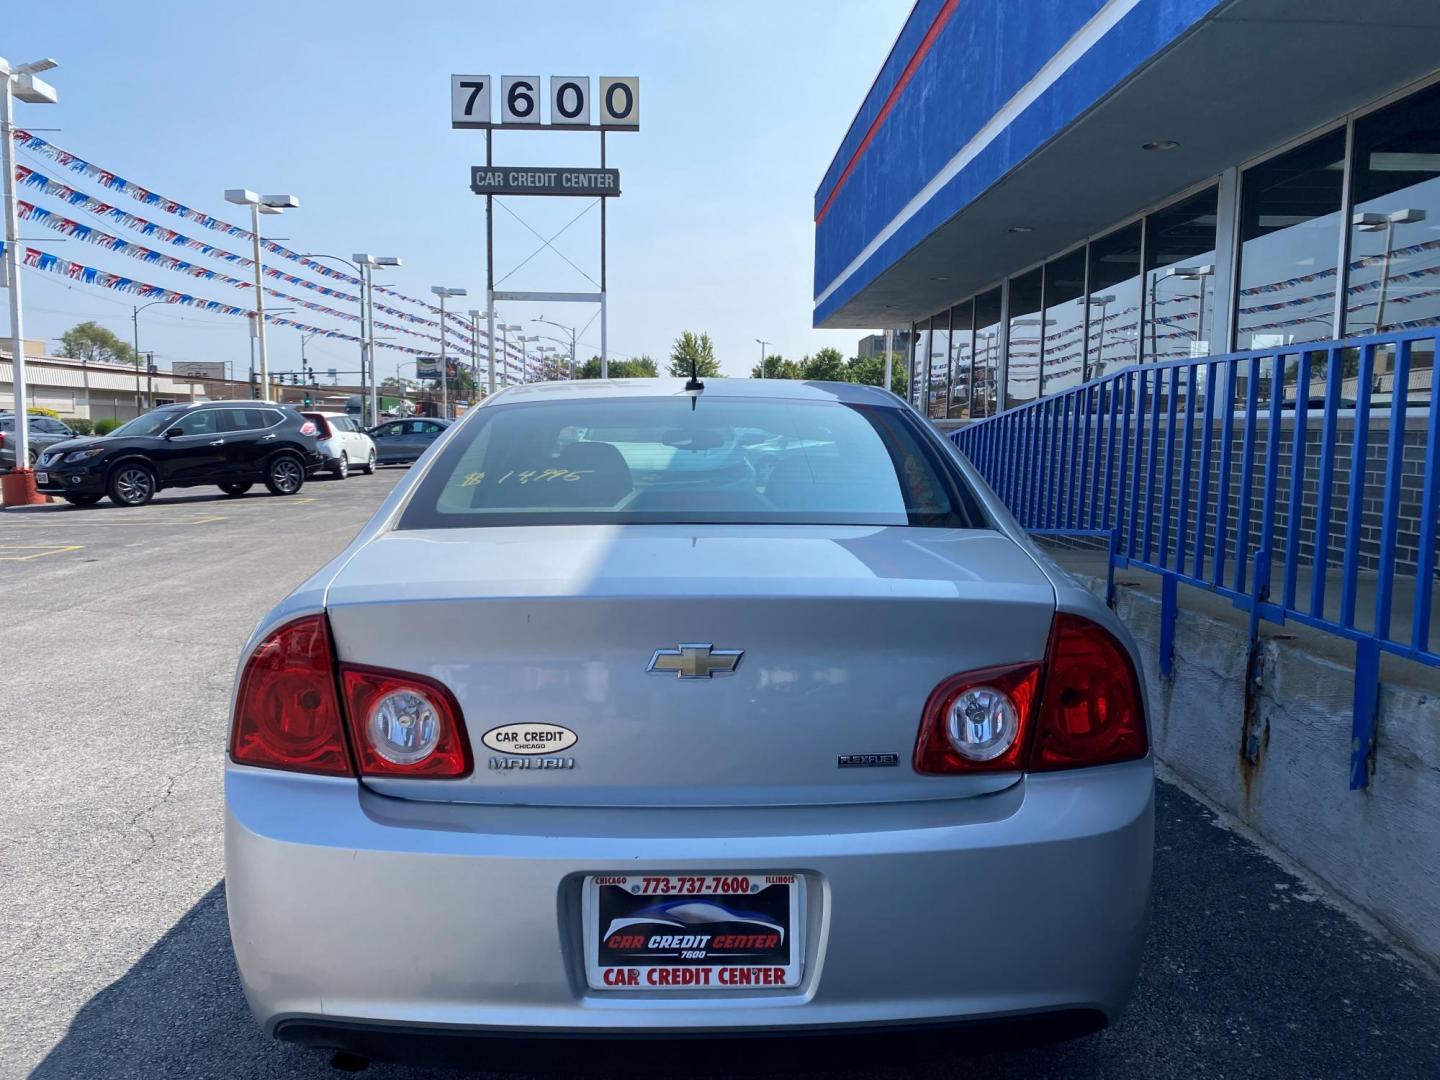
[482,378,902,407]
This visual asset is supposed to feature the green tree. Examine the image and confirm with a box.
[58,321,137,366]
[846,353,907,398]
[751,355,802,379]
[380,376,416,393]
[800,346,847,382]
[576,355,659,379]
[667,331,721,378]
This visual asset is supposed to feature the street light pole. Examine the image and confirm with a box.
[533,316,578,379]
[431,286,467,418]
[1,56,58,490]
[754,338,770,379]
[225,189,298,400]
[467,309,482,398]
[132,300,166,416]
[499,323,520,387]
[1355,209,1426,334]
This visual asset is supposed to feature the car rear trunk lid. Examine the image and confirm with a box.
[325,524,1056,807]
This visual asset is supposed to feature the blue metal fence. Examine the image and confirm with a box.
[949,327,1440,790]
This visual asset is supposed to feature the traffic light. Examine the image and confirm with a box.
[303,393,313,407]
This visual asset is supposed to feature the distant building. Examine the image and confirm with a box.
[0,340,206,421]
[856,331,912,359]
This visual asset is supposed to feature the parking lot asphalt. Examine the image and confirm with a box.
[2,472,1438,1080]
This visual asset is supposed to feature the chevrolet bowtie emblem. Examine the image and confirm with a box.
[647,643,744,679]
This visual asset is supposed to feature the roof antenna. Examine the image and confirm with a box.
[684,354,704,409]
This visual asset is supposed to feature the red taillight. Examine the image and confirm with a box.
[1030,614,1147,771]
[340,665,472,778]
[299,420,319,437]
[231,614,353,776]
[913,613,1146,775]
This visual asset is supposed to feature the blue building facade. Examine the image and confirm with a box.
[815,0,1440,420]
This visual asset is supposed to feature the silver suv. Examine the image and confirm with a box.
[0,413,77,471]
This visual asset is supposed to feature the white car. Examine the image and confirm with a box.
[302,412,376,479]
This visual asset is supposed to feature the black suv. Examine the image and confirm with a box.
[34,401,324,507]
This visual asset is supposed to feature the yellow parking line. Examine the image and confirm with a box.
[0,544,84,561]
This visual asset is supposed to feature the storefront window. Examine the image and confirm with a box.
[1005,268,1044,409]
[1235,129,1347,350]
[1040,247,1087,394]
[948,299,974,418]
[1143,187,1219,362]
[1347,81,1440,403]
[927,310,952,419]
[1085,223,1142,380]
[972,287,1003,418]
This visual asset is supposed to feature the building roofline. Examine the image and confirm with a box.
[813,0,926,202]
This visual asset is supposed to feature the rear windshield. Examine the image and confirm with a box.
[398,396,986,529]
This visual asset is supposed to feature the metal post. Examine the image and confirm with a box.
[884,328,893,392]
[471,312,480,397]
[145,351,154,410]
[600,129,608,379]
[365,266,379,425]
[1195,277,1207,348]
[249,202,269,397]
[2,78,31,469]
[1374,220,1396,334]
[439,292,449,418]
[132,306,144,414]
[485,129,497,397]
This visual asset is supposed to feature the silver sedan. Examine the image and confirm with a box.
[225,377,1152,1064]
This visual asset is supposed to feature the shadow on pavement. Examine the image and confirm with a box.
[29,787,1440,1080]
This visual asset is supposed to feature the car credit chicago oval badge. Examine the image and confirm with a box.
[481,723,579,756]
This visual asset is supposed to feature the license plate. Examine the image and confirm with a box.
[584,873,803,991]
[35,471,47,484]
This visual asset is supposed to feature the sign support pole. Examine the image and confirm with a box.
[485,127,496,396]
[600,129,608,379]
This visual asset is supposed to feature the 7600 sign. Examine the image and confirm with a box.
[451,75,639,130]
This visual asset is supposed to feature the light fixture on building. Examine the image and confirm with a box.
[1142,140,1180,151]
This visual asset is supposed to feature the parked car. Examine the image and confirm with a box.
[0,412,76,471]
[366,417,450,465]
[302,411,377,478]
[35,400,323,507]
[226,378,1153,1063]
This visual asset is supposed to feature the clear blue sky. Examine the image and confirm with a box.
[5,0,909,383]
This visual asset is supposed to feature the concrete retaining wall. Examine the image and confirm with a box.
[1076,569,1440,970]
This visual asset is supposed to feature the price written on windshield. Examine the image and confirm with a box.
[451,75,640,130]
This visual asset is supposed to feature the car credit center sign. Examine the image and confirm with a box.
[469,167,620,197]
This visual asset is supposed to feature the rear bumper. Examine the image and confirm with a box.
[274,1010,1107,1068]
[225,760,1152,1039]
